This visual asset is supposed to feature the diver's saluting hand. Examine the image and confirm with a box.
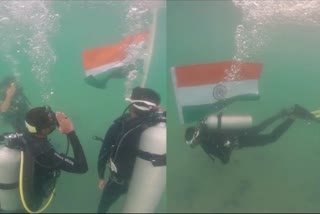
[56,112,74,134]
[6,83,16,98]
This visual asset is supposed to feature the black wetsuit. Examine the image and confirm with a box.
[5,131,88,212]
[97,112,161,213]
[198,111,295,164]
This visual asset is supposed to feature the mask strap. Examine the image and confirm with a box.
[125,98,157,107]
[25,121,37,133]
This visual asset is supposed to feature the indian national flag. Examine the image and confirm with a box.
[82,31,147,85]
[171,61,263,124]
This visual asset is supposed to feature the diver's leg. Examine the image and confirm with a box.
[245,104,315,136]
[238,118,295,148]
[246,110,286,135]
[97,180,127,213]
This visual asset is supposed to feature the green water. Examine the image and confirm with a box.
[3,0,320,213]
[168,0,320,212]
[0,1,165,213]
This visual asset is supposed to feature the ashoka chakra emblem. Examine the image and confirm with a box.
[213,84,227,100]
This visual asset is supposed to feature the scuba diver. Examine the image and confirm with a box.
[185,104,319,164]
[0,76,31,132]
[96,86,166,213]
[0,106,88,213]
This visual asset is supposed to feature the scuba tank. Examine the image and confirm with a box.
[122,112,166,213]
[204,113,253,130]
[0,132,58,213]
[0,133,24,212]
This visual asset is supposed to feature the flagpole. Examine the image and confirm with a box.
[140,5,158,88]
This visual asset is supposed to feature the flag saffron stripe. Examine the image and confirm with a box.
[174,61,262,87]
[82,32,148,71]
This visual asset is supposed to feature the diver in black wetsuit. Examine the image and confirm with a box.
[0,76,31,132]
[96,87,165,213]
[1,106,88,212]
[185,104,319,164]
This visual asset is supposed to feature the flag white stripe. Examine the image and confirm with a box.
[85,60,125,76]
[175,80,259,106]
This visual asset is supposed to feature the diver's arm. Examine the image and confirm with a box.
[0,95,12,112]
[1,84,16,112]
[97,145,108,180]
[52,112,88,173]
[35,133,88,174]
[97,123,120,180]
[44,131,88,173]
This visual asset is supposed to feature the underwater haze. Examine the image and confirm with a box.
[167,0,320,212]
[0,0,166,213]
[4,0,320,213]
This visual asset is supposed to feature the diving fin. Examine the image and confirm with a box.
[292,104,320,123]
[311,109,320,119]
